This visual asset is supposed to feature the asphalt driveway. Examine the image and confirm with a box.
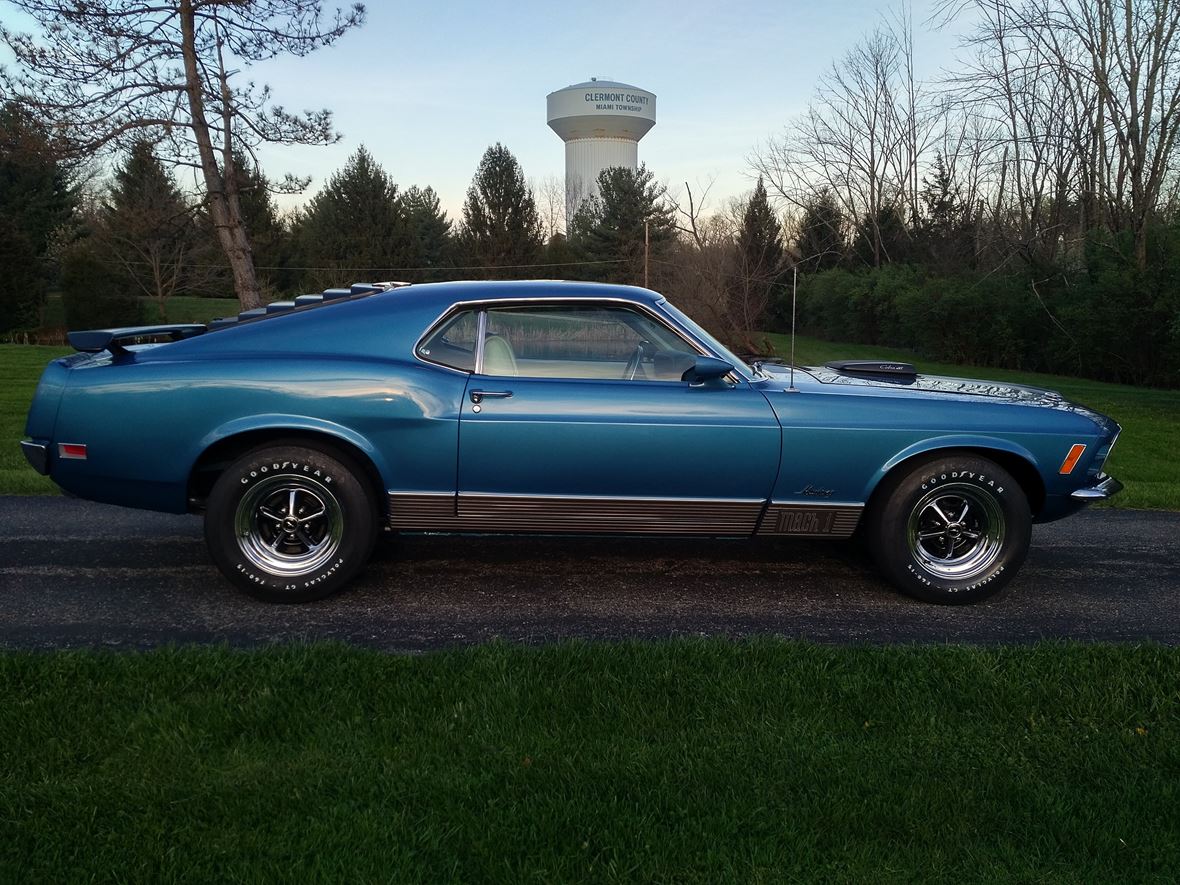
[1,497,1176,650]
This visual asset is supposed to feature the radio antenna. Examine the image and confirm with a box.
[788,264,798,392]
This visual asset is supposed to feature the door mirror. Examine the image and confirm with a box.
[681,356,734,384]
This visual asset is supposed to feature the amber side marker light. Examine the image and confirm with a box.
[1059,444,1086,474]
[58,443,87,460]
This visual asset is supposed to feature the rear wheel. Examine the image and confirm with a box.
[204,443,377,602]
[868,454,1031,604]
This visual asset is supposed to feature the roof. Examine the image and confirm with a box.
[149,280,668,364]
[389,279,664,310]
[549,79,650,93]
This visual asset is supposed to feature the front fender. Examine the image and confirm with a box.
[862,434,1042,504]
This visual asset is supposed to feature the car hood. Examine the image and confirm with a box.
[799,366,1064,406]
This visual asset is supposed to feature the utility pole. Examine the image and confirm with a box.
[644,220,649,288]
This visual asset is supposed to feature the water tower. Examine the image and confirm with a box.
[547,78,657,225]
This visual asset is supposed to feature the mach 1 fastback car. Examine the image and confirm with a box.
[22,280,1122,604]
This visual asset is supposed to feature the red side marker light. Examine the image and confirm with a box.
[58,443,87,460]
[1059,444,1086,474]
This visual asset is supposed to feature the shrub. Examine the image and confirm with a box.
[0,216,45,333]
[796,268,863,342]
[60,240,142,329]
[793,253,1180,386]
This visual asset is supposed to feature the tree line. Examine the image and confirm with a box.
[748,0,1180,386]
[1,0,1178,386]
[0,118,696,328]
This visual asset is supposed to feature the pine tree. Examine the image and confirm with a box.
[542,231,578,276]
[0,103,73,256]
[299,146,409,281]
[570,164,675,287]
[851,205,912,267]
[232,154,283,268]
[0,217,42,333]
[0,102,74,330]
[403,185,453,280]
[100,140,198,319]
[2,1,365,309]
[215,153,292,294]
[796,190,846,272]
[736,178,784,285]
[460,143,542,276]
[730,176,786,335]
[60,238,142,329]
[917,153,974,272]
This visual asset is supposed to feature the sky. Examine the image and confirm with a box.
[2,0,969,221]
[242,0,969,220]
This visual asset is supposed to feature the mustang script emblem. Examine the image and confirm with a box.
[797,484,835,498]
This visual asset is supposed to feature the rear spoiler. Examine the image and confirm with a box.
[68,324,206,354]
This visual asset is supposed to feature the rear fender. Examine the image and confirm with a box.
[194,415,393,488]
[24,357,73,441]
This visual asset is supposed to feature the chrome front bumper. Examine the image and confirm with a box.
[20,440,49,475]
[1071,475,1124,502]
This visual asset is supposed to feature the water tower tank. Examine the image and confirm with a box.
[547,78,657,225]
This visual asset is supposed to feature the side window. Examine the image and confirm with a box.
[418,310,478,371]
[481,305,698,381]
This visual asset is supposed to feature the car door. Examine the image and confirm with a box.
[452,301,781,535]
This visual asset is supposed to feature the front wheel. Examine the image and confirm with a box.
[867,455,1031,604]
[204,444,377,602]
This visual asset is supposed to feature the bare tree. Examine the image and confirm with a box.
[892,3,925,222]
[1051,0,1180,268]
[755,20,933,267]
[666,179,734,339]
[946,0,1086,263]
[1,0,365,309]
[564,177,589,232]
[666,179,782,352]
[944,0,1180,269]
[534,174,567,241]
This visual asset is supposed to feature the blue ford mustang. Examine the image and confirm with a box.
[21,280,1122,604]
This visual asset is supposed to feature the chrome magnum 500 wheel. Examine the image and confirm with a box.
[868,455,1031,604]
[235,474,344,578]
[205,443,377,602]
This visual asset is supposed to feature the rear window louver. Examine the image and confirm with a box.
[206,282,406,332]
[67,283,412,353]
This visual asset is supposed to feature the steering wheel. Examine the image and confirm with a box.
[622,343,645,380]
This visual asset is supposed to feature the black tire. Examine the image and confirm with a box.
[867,454,1031,604]
[204,443,378,603]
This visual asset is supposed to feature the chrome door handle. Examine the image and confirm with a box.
[469,389,513,404]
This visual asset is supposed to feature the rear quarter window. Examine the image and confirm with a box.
[418,311,478,371]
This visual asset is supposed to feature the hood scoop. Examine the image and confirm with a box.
[825,359,918,380]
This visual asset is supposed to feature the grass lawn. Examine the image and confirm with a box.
[1,345,71,495]
[3,335,1176,508]
[1,641,1177,882]
[138,295,243,324]
[766,333,1180,511]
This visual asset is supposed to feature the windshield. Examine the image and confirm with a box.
[657,300,756,378]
